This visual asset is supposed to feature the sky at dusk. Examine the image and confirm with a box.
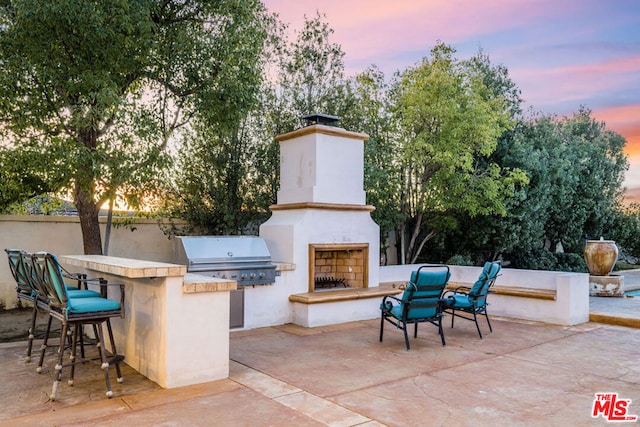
[263,0,640,197]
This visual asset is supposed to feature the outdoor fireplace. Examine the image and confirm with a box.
[258,114,380,326]
[310,243,368,292]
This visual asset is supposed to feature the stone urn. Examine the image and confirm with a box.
[584,238,618,276]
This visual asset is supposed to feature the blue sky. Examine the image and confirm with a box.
[264,0,640,194]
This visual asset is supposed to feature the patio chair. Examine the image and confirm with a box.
[19,251,103,365]
[379,264,451,350]
[443,261,501,339]
[32,251,125,400]
[5,248,40,361]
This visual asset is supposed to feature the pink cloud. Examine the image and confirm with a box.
[593,104,640,191]
[264,0,579,70]
[594,104,640,135]
[513,55,640,108]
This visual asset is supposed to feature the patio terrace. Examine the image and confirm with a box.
[1,297,639,426]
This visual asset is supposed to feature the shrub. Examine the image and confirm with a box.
[447,254,474,266]
[509,247,556,270]
[554,252,587,272]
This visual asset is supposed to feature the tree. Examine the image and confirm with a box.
[0,0,270,254]
[163,12,350,235]
[444,107,629,269]
[280,11,346,121]
[424,52,532,264]
[166,115,275,235]
[544,108,628,251]
[339,67,403,261]
[0,145,57,210]
[393,42,527,264]
[443,115,557,263]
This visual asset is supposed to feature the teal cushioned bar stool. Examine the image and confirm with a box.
[5,248,40,362]
[32,252,125,400]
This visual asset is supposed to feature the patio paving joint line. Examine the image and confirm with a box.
[230,360,373,425]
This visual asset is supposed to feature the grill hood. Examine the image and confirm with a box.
[173,236,277,285]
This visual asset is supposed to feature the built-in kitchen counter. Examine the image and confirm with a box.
[61,255,236,389]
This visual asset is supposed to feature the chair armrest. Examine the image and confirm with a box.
[442,288,470,298]
[103,282,125,318]
[381,294,401,312]
[91,279,125,302]
[63,272,105,290]
[117,283,125,318]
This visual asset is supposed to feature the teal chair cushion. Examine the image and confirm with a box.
[67,288,101,298]
[409,269,451,288]
[469,262,501,295]
[397,269,450,319]
[405,305,438,320]
[469,262,492,294]
[404,270,450,301]
[67,296,121,314]
[446,295,473,309]
[385,303,438,320]
[389,305,403,319]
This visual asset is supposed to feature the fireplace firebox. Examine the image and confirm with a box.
[309,243,368,292]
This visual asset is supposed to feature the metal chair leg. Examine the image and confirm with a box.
[37,315,54,373]
[68,324,80,386]
[96,323,114,398]
[438,317,446,346]
[402,322,411,351]
[26,303,38,362]
[484,310,493,333]
[51,322,69,401]
[106,319,123,382]
[473,311,483,339]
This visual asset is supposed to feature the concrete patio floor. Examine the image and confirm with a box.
[1,297,640,427]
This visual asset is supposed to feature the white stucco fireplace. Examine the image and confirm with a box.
[258,119,382,326]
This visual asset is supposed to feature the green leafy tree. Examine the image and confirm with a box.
[0,145,57,209]
[609,203,640,257]
[164,12,350,235]
[340,67,403,261]
[0,0,269,253]
[447,108,628,269]
[393,42,527,263]
[545,108,628,251]
[443,114,556,263]
[280,11,346,122]
[424,52,530,263]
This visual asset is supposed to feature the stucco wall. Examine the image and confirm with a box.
[0,215,180,308]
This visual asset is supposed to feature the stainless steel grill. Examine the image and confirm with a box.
[174,236,277,329]
[173,236,277,286]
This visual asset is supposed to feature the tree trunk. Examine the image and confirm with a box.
[74,183,103,255]
[405,212,423,264]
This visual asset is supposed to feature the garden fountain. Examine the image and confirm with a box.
[585,237,624,297]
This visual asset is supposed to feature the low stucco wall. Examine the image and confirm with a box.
[0,215,179,308]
